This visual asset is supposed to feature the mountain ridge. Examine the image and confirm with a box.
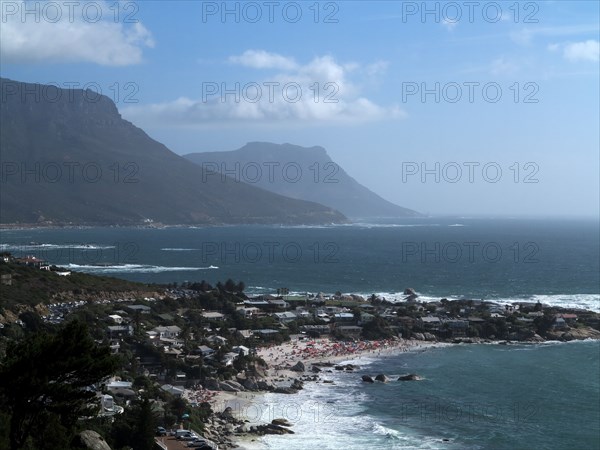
[184,142,421,219]
[0,78,347,226]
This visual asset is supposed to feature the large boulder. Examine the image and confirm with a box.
[246,361,269,378]
[220,380,244,392]
[423,333,437,341]
[398,373,421,381]
[375,374,389,383]
[290,361,305,372]
[257,380,275,391]
[203,378,221,390]
[362,375,374,383]
[74,431,112,450]
[412,333,425,341]
[272,418,292,427]
[242,377,258,390]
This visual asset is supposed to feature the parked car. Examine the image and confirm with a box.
[156,427,167,436]
[175,430,193,439]
[178,432,199,441]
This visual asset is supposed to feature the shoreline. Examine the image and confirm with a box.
[193,338,600,450]
[195,337,447,449]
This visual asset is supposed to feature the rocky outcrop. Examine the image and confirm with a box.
[272,418,292,427]
[399,374,421,381]
[362,375,374,383]
[335,364,358,371]
[204,378,246,392]
[375,374,389,383]
[290,361,305,372]
[74,430,112,450]
[546,326,600,341]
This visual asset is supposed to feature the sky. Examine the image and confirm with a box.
[1,0,599,217]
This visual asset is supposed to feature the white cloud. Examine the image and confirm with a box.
[563,40,600,62]
[123,51,404,127]
[228,50,298,71]
[510,25,599,46]
[0,1,154,66]
[489,57,519,76]
[547,40,600,62]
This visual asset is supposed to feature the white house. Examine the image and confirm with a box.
[108,314,123,324]
[152,325,182,339]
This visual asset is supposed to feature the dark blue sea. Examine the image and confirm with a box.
[245,340,600,450]
[1,217,598,310]
[1,217,599,449]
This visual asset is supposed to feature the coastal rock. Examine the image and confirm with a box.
[263,424,295,435]
[246,361,269,378]
[311,366,322,373]
[274,387,295,394]
[291,379,304,390]
[412,333,425,341]
[548,326,600,341]
[204,378,221,390]
[375,374,389,383]
[398,374,421,381]
[271,418,292,427]
[290,361,305,372]
[404,288,418,301]
[335,364,357,371]
[74,430,112,450]
[525,333,545,343]
[362,375,374,383]
[423,333,437,341]
[257,380,275,391]
[220,380,244,392]
[242,377,258,390]
[236,423,251,433]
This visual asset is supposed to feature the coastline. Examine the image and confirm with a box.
[201,338,600,450]
[197,337,447,449]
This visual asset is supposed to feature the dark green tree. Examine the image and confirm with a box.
[0,320,120,449]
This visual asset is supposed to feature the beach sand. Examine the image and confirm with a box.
[184,337,441,448]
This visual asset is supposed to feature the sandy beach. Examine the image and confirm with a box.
[181,337,442,448]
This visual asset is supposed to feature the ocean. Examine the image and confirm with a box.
[243,340,600,450]
[1,217,599,449]
[1,217,598,311]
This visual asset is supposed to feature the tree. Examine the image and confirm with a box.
[0,320,120,449]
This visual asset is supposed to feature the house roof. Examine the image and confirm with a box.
[420,316,441,323]
[202,311,225,319]
[153,325,182,333]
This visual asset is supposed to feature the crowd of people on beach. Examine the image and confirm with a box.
[181,337,429,407]
[183,383,218,405]
[258,337,424,369]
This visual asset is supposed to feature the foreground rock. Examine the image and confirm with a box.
[375,374,390,383]
[74,430,112,450]
[362,375,374,383]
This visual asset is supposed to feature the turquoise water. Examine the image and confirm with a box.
[252,341,600,449]
[1,218,598,310]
